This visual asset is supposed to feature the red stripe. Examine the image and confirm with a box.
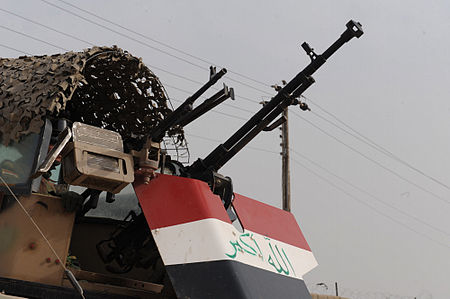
[133,174,311,251]
[133,174,231,230]
[232,194,311,251]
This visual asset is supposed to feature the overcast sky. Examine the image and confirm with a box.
[1,1,449,298]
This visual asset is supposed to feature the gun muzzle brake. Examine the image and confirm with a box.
[346,20,364,38]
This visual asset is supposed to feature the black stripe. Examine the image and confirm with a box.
[166,260,311,299]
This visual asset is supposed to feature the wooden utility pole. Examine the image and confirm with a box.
[281,107,291,212]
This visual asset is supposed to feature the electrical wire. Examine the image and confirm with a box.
[292,110,450,205]
[0,7,265,105]
[7,11,264,110]
[54,0,272,89]
[188,116,448,241]
[0,43,32,55]
[290,157,450,250]
[189,130,450,246]
[0,24,68,51]
[0,7,95,46]
[304,95,450,192]
[40,0,272,96]
[291,148,450,238]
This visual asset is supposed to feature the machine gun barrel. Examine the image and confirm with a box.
[188,20,363,177]
[177,84,234,127]
[149,67,227,142]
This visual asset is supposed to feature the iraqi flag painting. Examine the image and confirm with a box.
[134,174,317,299]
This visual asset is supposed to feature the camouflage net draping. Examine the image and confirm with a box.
[0,46,185,151]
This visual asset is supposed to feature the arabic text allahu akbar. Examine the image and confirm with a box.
[225,232,296,277]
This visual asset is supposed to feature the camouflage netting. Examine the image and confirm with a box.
[0,46,185,150]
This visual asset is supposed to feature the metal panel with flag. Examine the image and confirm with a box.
[134,173,318,299]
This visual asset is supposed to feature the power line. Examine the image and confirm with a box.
[0,8,95,46]
[0,24,68,51]
[40,0,272,96]
[0,43,31,55]
[304,95,450,192]
[190,128,450,243]
[38,0,205,70]
[291,148,450,238]
[55,0,272,90]
[0,22,205,101]
[292,110,450,205]
[290,157,450,250]
[1,7,263,105]
[183,108,448,238]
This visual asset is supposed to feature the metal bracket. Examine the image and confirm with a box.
[131,138,160,184]
[211,172,233,210]
[263,115,287,131]
[31,126,72,179]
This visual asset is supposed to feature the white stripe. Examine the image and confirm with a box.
[151,218,318,280]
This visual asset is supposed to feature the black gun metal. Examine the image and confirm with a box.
[188,20,363,177]
[177,84,234,127]
[149,67,227,142]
